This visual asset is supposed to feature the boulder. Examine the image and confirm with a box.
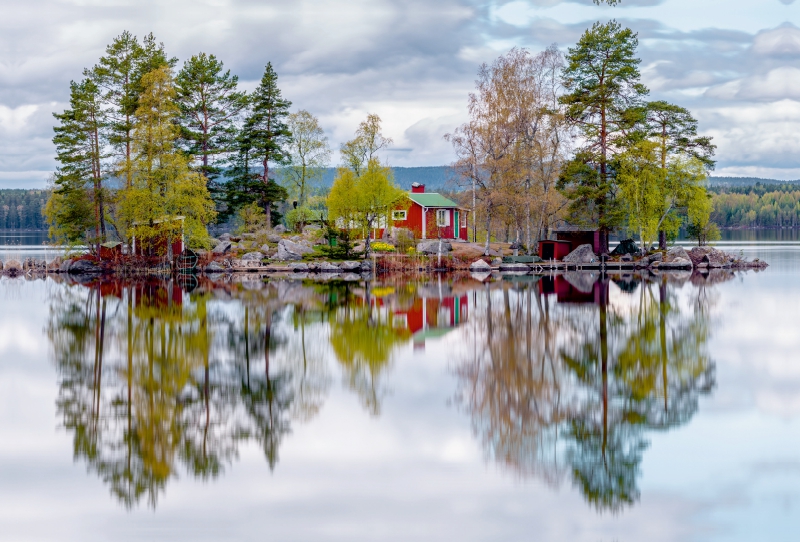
[69,259,101,274]
[205,261,226,273]
[302,224,321,234]
[649,252,663,263]
[275,239,313,261]
[491,257,503,266]
[317,261,340,272]
[212,240,232,255]
[688,246,713,266]
[339,261,362,271]
[416,240,453,254]
[360,260,372,271]
[564,244,597,264]
[267,233,282,243]
[241,233,255,239]
[4,259,21,274]
[469,259,492,271]
[288,263,309,272]
[665,246,690,263]
[611,239,639,256]
[219,233,232,241]
[259,244,273,255]
[241,251,264,261]
[499,263,530,273]
[60,259,74,272]
[659,257,693,269]
[274,225,288,234]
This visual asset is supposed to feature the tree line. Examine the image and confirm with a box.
[448,12,717,253]
[710,184,800,228]
[0,190,48,230]
[45,31,338,250]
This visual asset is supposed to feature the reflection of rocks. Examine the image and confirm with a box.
[690,268,737,286]
[563,271,599,293]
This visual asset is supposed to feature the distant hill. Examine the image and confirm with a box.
[317,166,456,190]
[708,176,799,186]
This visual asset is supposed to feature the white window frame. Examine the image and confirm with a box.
[436,209,449,227]
[392,210,407,221]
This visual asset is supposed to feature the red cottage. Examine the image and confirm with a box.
[388,183,469,240]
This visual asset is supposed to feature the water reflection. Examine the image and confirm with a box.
[44,269,732,511]
[454,272,717,512]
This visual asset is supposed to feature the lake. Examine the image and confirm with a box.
[0,239,798,541]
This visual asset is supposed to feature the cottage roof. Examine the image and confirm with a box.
[407,192,458,208]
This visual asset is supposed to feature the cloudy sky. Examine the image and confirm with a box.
[1,0,799,188]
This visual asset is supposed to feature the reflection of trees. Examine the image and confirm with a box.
[48,279,331,508]
[326,282,410,416]
[455,274,716,512]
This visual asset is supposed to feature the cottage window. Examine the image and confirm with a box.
[436,209,449,227]
[392,210,407,221]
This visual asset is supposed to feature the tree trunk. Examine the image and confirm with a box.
[484,204,492,257]
[658,230,667,251]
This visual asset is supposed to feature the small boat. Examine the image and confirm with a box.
[176,248,199,273]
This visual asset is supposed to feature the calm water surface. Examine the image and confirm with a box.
[0,240,798,541]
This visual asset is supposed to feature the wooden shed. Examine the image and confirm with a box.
[538,240,573,261]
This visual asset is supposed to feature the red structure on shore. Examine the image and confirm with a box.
[374,183,469,241]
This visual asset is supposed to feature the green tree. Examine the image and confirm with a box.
[175,53,247,184]
[340,113,392,176]
[87,32,174,189]
[47,78,105,246]
[327,159,404,256]
[117,66,216,252]
[236,62,292,226]
[644,100,716,248]
[559,21,648,251]
[283,110,331,211]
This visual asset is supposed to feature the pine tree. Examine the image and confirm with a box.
[116,66,216,252]
[558,21,648,252]
[235,62,292,226]
[87,31,174,188]
[46,78,105,246]
[175,53,247,185]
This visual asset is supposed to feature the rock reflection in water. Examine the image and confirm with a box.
[454,271,718,512]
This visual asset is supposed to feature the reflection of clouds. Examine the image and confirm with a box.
[705,273,800,418]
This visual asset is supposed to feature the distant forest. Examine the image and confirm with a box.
[710,183,800,228]
[0,189,49,230]
[5,172,800,230]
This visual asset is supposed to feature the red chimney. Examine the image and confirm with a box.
[411,182,425,193]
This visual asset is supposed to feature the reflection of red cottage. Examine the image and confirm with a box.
[386,183,469,240]
[391,293,469,350]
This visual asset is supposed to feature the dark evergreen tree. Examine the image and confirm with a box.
[46,78,105,245]
[558,21,648,252]
[175,53,247,185]
[226,62,292,226]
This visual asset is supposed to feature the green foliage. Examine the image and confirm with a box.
[222,63,291,224]
[327,158,404,255]
[176,53,247,183]
[559,20,649,231]
[116,66,216,251]
[233,202,267,235]
[0,190,48,230]
[283,110,331,208]
[708,184,800,227]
